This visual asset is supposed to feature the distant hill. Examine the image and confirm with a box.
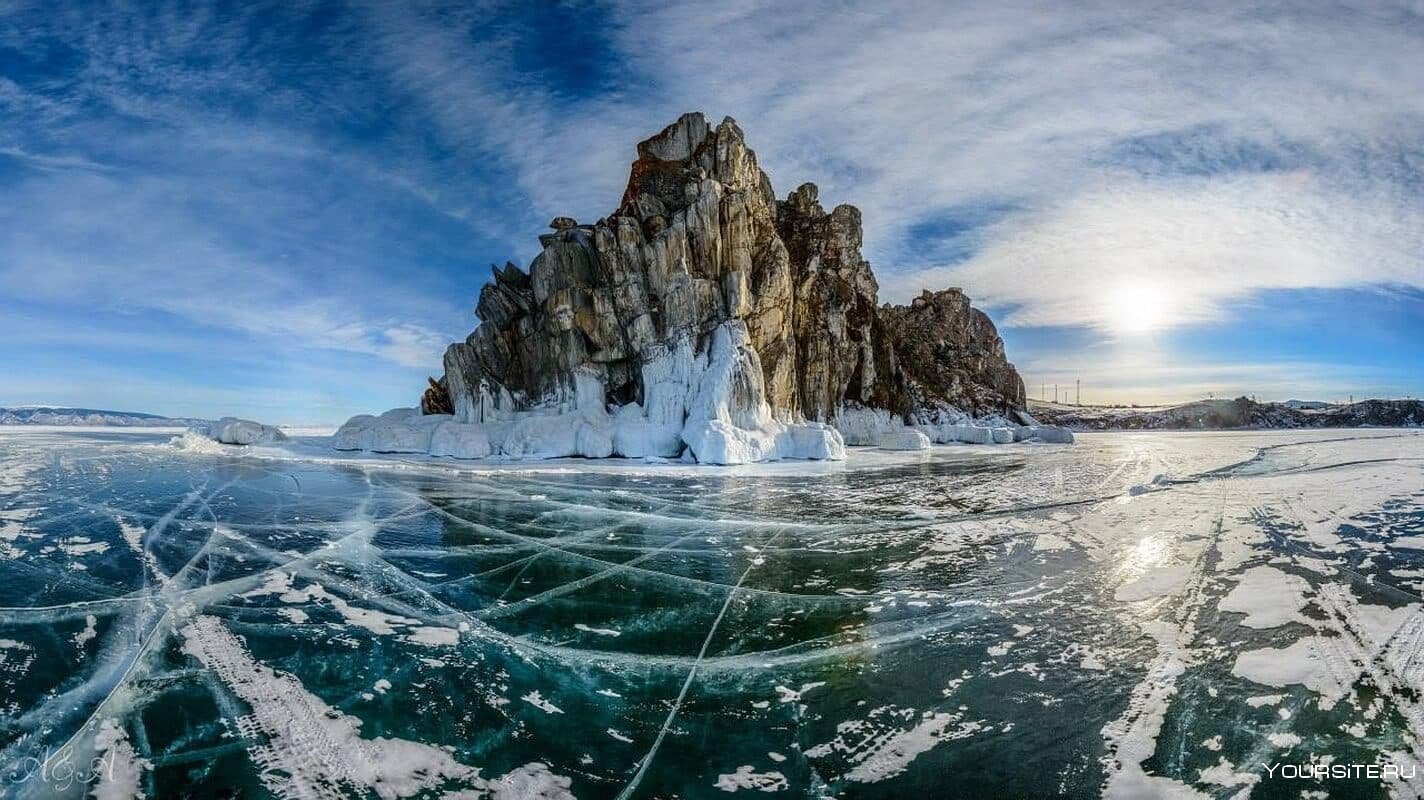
[1029,398,1423,431]
[0,406,209,427]
[1282,399,1329,409]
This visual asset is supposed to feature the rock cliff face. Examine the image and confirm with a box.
[337,113,1065,464]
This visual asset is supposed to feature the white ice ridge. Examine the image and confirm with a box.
[180,614,574,799]
[203,417,289,446]
[334,320,1070,464]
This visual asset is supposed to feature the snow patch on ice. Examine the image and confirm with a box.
[804,705,984,783]
[180,615,481,798]
[1218,566,1311,629]
[713,765,789,792]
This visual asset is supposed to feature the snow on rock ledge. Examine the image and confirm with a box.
[330,320,1072,465]
[206,417,288,446]
[334,321,847,465]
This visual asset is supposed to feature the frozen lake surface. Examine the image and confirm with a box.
[1,428,1422,798]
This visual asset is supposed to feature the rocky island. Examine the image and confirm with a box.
[336,113,1070,464]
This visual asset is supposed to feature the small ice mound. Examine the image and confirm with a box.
[877,428,931,451]
[934,424,994,445]
[334,408,445,453]
[206,417,288,446]
[428,420,492,459]
[991,427,1015,444]
[1013,425,1074,444]
[834,406,903,446]
[170,429,228,454]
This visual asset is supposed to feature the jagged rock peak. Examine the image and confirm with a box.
[377,113,1053,464]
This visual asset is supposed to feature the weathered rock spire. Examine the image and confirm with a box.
[398,112,1039,462]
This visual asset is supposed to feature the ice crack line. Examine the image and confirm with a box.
[614,530,786,800]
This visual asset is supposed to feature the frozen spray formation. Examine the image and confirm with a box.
[340,113,1069,463]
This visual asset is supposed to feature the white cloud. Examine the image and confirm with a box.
[361,0,1424,331]
[3,0,1421,413]
[928,171,1423,331]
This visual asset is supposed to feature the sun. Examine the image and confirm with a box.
[1105,280,1167,334]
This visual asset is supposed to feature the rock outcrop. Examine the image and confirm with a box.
[337,113,1069,463]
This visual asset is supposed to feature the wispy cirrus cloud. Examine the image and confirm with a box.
[1,0,1420,416]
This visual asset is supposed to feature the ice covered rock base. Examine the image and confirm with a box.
[204,417,288,446]
[339,112,1071,465]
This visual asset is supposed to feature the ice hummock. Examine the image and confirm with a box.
[203,416,288,446]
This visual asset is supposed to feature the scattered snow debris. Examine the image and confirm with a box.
[714,765,789,792]
[804,705,984,783]
[405,626,460,647]
[1197,757,1259,788]
[58,537,110,556]
[73,614,98,647]
[775,682,826,703]
[522,690,564,714]
[179,615,479,798]
[607,729,634,743]
[90,718,151,800]
[574,623,621,637]
[486,762,575,800]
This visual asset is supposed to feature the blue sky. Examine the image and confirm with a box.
[1,1,1420,423]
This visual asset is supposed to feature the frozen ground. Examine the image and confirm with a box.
[0,427,1422,798]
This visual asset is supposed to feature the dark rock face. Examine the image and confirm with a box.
[882,289,1027,415]
[432,112,1025,432]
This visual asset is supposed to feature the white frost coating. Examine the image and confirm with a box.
[876,428,931,451]
[333,408,445,453]
[207,416,289,446]
[834,406,902,446]
[180,615,480,798]
[1268,732,1302,747]
[681,322,846,465]
[1219,566,1311,628]
[714,765,789,792]
[429,420,492,459]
